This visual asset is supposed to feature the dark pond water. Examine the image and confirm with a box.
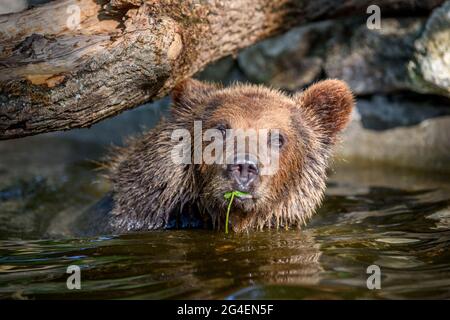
[0,136,449,299]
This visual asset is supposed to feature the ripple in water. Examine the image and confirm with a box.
[0,139,449,299]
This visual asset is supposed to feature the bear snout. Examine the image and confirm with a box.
[226,157,259,192]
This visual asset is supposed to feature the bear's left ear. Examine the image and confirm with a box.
[172,78,219,112]
[294,79,354,138]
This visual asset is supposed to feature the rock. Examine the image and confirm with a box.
[237,17,427,94]
[237,21,334,91]
[196,56,247,84]
[336,97,450,172]
[325,18,425,95]
[0,0,27,14]
[408,0,450,97]
[47,97,170,145]
[356,94,450,130]
[0,1,54,15]
[236,2,450,97]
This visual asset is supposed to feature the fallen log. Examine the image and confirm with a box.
[0,0,444,139]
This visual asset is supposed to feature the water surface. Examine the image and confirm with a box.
[0,136,449,299]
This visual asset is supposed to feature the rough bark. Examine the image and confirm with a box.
[0,0,444,140]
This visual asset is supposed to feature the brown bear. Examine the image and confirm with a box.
[75,78,354,235]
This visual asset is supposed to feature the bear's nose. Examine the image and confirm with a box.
[227,159,259,191]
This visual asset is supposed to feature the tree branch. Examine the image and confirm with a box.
[0,0,444,139]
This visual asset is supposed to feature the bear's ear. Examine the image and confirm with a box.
[172,78,219,111]
[294,79,354,137]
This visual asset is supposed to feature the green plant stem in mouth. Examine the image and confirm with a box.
[224,191,250,234]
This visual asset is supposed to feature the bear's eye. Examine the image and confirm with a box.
[216,124,227,136]
[270,132,285,149]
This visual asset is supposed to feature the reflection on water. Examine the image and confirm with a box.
[0,231,323,299]
[0,137,449,299]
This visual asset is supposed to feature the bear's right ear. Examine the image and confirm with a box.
[172,79,218,111]
[294,79,354,138]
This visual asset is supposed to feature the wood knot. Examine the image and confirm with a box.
[167,32,183,61]
[14,34,55,60]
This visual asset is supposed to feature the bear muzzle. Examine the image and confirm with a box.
[226,157,259,193]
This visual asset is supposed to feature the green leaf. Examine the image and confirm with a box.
[224,192,233,199]
[233,191,250,198]
[223,190,251,234]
